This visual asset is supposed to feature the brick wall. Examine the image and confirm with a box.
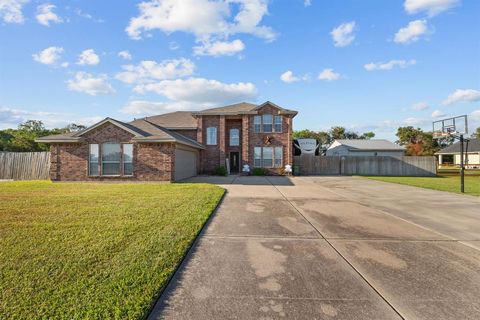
[200,116,220,173]
[50,122,175,181]
[171,129,197,141]
[197,104,294,175]
[248,104,293,174]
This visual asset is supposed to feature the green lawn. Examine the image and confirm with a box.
[0,181,224,319]
[365,176,480,196]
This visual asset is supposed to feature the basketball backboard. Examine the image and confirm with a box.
[432,115,468,139]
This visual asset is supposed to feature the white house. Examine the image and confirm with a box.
[435,138,480,168]
[326,139,405,157]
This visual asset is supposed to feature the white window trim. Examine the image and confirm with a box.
[89,143,134,177]
[262,114,273,133]
[274,116,283,133]
[253,146,283,168]
[206,127,217,145]
[89,144,99,176]
[230,128,240,146]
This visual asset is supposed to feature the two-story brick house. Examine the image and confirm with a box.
[36,101,297,181]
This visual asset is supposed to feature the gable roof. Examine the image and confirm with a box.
[191,101,298,116]
[330,139,405,151]
[435,138,480,154]
[131,111,197,129]
[36,117,204,149]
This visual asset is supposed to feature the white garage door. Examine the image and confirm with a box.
[175,148,197,181]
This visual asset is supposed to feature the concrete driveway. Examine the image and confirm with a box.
[149,176,480,320]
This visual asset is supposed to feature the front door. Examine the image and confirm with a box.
[230,152,240,173]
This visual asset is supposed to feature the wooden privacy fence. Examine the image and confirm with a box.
[294,155,437,177]
[0,152,50,180]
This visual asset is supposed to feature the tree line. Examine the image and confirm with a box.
[294,126,480,156]
[2,120,479,155]
[0,120,86,152]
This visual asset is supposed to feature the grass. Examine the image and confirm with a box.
[0,181,224,319]
[365,176,480,196]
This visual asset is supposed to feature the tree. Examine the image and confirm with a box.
[0,120,87,152]
[396,126,440,156]
[293,129,331,145]
[360,132,375,140]
[475,127,480,138]
[329,126,346,140]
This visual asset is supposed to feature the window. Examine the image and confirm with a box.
[123,144,133,176]
[263,147,273,167]
[254,147,262,167]
[102,143,121,176]
[254,116,262,133]
[89,144,99,176]
[207,127,217,145]
[262,115,273,133]
[274,116,282,133]
[274,147,283,167]
[230,128,239,146]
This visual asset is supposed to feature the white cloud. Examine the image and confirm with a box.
[66,72,115,96]
[121,100,202,115]
[194,39,245,56]
[318,68,341,81]
[394,19,430,44]
[169,41,180,50]
[330,21,356,47]
[471,110,480,121]
[32,46,64,65]
[364,59,416,71]
[36,3,63,26]
[77,49,100,65]
[133,77,257,105]
[0,106,103,129]
[431,110,446,118]
[115,58,195,84]
[304,0,312,7]
[280,71,299,83]
[125,0,276,44]
[404,0,459,16]
[442,89,480,105]
[411,102,429,111]
[0,0,28,23]
[118,50,132,60]
[403,117,429,126]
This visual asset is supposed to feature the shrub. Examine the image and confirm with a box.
[252,167,267,176]
[213,165,228,176]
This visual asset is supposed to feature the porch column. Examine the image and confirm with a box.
[438,154,443,165]
[219,115,226,167]
[242,115,249,166]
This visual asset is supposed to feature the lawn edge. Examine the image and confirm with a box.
[361,176,480,197]
[143,187,227,319]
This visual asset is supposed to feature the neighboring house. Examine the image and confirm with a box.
[326,139,405,157]
[435,138,480,168]
[36,101,297,181]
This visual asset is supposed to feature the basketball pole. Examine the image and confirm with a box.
[460,134,465,193]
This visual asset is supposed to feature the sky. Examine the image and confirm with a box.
[0,0,479,140]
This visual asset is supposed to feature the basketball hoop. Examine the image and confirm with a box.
[432,115,469,193]
[432,115,467,139]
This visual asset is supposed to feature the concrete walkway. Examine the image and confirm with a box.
[149,176,480,320]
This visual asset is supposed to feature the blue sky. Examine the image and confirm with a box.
[1,0,479,139]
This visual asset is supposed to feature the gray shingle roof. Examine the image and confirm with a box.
[333,139,405,151]
[36,118,204,149]
[435,138,480,154]
[131,111,197,129]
